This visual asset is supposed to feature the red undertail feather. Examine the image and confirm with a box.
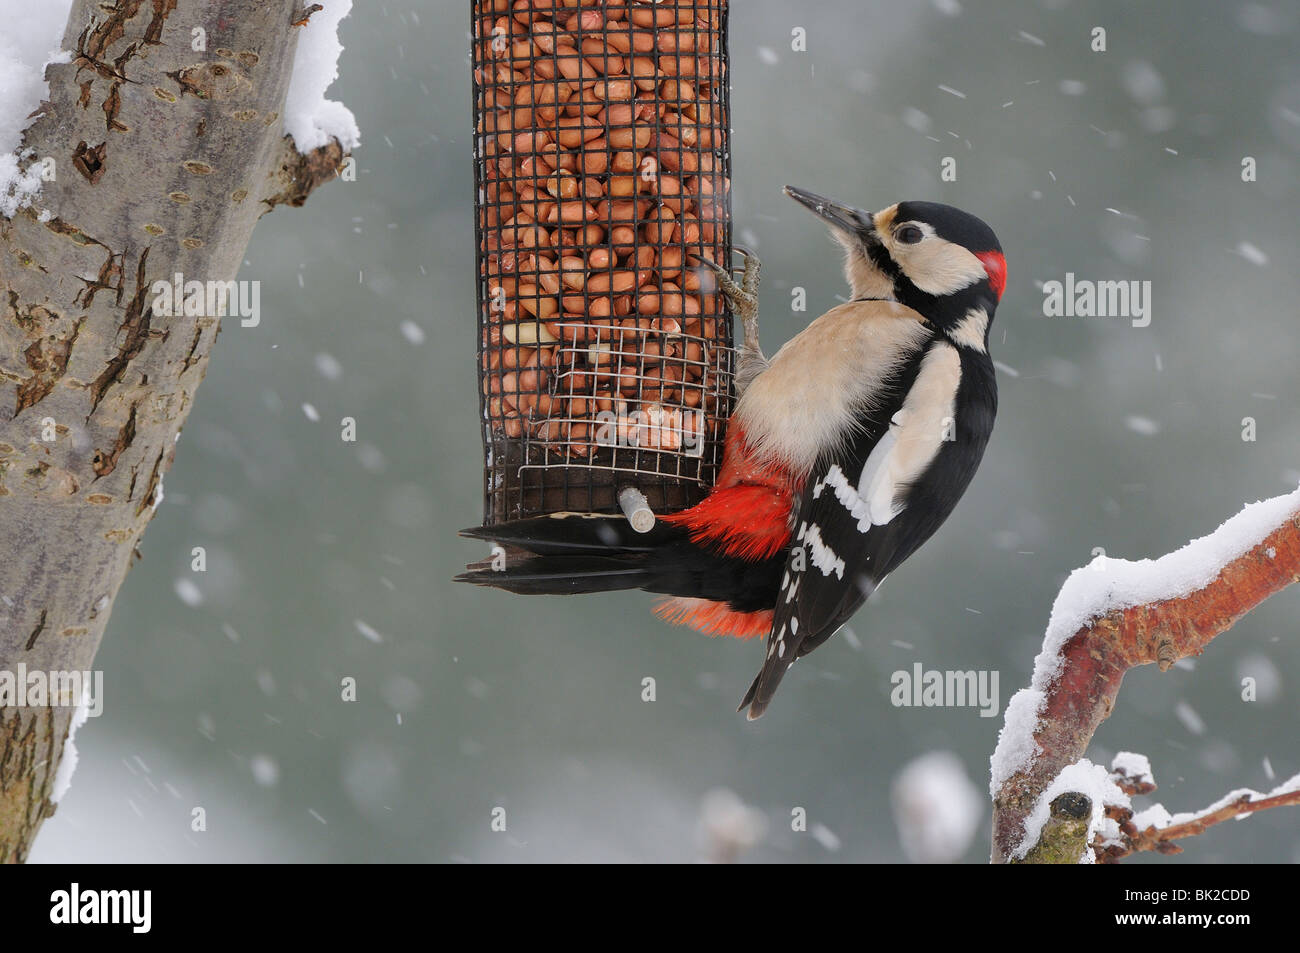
[661,483,791,560]
[660,426,796,561]
[654,597,773,640]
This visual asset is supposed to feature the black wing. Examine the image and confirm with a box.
[739,342,996,719]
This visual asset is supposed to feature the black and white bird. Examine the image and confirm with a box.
[459,186,1006,720]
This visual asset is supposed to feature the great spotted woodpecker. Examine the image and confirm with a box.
[459,186,1006,719]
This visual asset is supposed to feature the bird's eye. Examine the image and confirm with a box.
[895,224,924,245]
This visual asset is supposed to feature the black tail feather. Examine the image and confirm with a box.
[736,654,795,721]
[457,514,688,595]
[456,554,651,595]
[459,514,676,555]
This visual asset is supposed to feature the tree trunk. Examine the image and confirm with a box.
[0,0,344,863]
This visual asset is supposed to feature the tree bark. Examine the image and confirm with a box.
[0,0,344,863]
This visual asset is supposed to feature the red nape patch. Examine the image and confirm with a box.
[654,597,773,640]
[976,250,1007,300]
[661,483,792,561]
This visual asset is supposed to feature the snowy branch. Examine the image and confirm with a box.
[1098,767,1300,862]
[990,487,1300,863]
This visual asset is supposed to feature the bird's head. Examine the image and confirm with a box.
[785,186,1006,350]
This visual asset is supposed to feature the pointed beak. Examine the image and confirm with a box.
[784,185,876,239]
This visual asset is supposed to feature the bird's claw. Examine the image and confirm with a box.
[695,247,762,323]
[728,245,763,297]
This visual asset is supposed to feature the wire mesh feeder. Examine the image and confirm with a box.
[472,0,733,525]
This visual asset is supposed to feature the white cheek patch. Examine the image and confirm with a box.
[888,228,989,297]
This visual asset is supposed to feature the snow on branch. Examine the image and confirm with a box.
[2,1,356,220]
[990,485,1300,863]
[284,0,360,153]
[263,0,358,210]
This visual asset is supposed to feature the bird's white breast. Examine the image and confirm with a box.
[733,300,932,475]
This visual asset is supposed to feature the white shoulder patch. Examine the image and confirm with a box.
[811,342,962,531]
[859,422,903,524]
[865,342,962,517]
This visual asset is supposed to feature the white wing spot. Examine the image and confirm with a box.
[790,617,799,635]
[802,523,846,578]
[815,463,879,532]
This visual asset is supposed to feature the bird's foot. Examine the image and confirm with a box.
[698,246,762,347]
[734,244,762,297]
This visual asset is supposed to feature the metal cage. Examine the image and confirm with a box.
[471,0,733,524]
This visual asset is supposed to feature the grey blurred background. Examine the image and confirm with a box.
[31,0,1300,863]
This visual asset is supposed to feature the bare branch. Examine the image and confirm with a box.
[1098,774,1300,862]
